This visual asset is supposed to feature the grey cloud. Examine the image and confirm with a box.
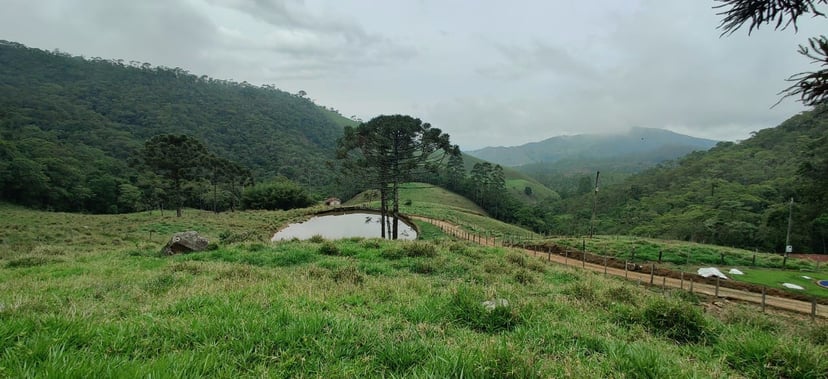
[426,1,818,149]
[0,0,222,73]
[205,0,415,80]
[0,0,821,150]
[479,41,598,81]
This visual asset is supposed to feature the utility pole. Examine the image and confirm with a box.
[589,171,600,238]
[784,197,794,267]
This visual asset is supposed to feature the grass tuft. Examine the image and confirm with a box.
[640,298,711,344]
[330,265,364,284]
[6,255,63,268]
[448,286,520,333]
[318,241,340,256]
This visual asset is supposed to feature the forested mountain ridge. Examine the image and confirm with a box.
[546,107,828,253]
[468,127,718,167]
[0,40,349,212]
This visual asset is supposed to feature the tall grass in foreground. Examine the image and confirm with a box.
[1,206,827,377]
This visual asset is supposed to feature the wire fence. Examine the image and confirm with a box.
[421,216,828,319]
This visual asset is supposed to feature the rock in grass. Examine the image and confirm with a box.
[162,231,209,256]
[482,298,510,311]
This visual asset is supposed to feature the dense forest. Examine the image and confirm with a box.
[542,106,828,254]
[0,41,351,213]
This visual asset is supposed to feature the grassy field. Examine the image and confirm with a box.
[462,154,560,205]
[3,198,828,377]
[2,205,827,377]
[505,178,560,204]
[345,182,535,238]
[549,235,828,298]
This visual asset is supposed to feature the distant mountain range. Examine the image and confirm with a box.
[467,127,719,168]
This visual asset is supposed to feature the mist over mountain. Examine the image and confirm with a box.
[467,127,718,168]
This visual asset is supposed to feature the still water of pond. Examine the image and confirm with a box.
[271,212,418,241]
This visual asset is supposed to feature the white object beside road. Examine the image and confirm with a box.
[782,283,805,290]
[697,267,728,280]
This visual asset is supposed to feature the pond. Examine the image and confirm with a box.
[271,212,418,241]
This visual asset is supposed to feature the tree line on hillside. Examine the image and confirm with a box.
[0,40,346,213]
[542,107,828,254]
[0,131,315,214]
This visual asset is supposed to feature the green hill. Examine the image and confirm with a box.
[0,40,351,212]
[548,107,828,253]
[461,153,560,204]
[467,127,717,167]
[345,182,487,215]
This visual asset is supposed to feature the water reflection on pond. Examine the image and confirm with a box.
[271,212,418,241]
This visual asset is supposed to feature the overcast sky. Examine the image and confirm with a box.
[1,0,823,150]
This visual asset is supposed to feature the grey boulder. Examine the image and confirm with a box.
[162,231,209,255]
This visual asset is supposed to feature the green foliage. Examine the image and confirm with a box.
[400,241,438,258]
[241,180,314,210]
[318,241,340,256]
[546,106,828,252]
[639,298,711,344]
[0,41,347,213]
[379,241,437,259]
[337,115,459,239]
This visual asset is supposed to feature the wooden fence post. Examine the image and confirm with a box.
[812,298,817,320]
[603,256,608,276]
[715,277,720,298]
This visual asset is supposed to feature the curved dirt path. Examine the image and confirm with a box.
[412,216,827,318]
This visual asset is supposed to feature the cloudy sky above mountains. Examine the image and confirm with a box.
[1,0,823,149]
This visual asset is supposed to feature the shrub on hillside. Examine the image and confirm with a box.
[318,241,340,256]
[241,179,314,210]
[640,298,711,344]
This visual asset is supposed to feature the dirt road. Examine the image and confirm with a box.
[412,216,827,318]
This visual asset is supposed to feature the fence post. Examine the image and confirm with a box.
[662,276,666,294]
[812,298,817,320]
[547,247,551,262]
[582,249,586,268]
[689,278,694,293]
[624,261,628,279]
[715,277,720,298]
[603,256,608,276]
[649,264,655,286]
[658,250,662,263]
[680,272,684,290]
[761,286,766,312]
[564,249,568,266]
